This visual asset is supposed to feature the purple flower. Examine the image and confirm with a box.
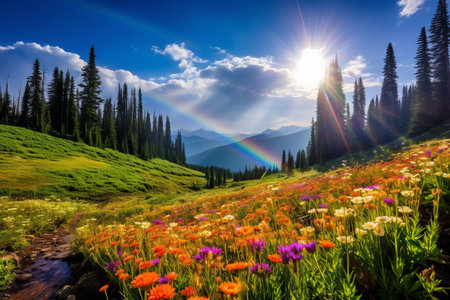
[117,252,123,256]
[106,260,121,271]
[249,262,272,275]
[198,217,208,221]
[301,196,310,201]
[251,239,266,252]
[319,204,327,208]
[159,276,170,284]
[151,258,160,265]
[425,151,431,156]
[193,246,223,262]
[383,198,395,206]
[153,219,164,225]
[303,241,316,253]
[277,245,295,264]
[176,218,183,223]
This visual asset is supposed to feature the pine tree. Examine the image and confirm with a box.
[165,116,172,161]
[1,82,11,122]
[295,150,301,170]
[287,151,294,175]
[299,149,308,171]
[62,71,71,134]
[379,43,400,142]
[20,82,31,126]
[137,88,144,156]
[79,46,102,142]
[157,114,164,158]
[409,27,434,136]
[315,58,347,162]
[281,150,287,172]
[307,118,318,166]
[429,0,449,123]
[28,59,45,131]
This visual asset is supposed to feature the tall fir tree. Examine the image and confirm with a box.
[28,59,45,131]
[315,57,347,162]
[410,27,434,136]
[79,46,102,144]
[281,149,287,172]
[307,118,318,166]
[379,43,400,142]
[20,82,31,126]
[429,0,449,123]
[1,82,11,122]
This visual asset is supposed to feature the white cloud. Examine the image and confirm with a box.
[0,41,382,131]
[397,0,425,17]
[213,46,226,54]
[342,55,381,92]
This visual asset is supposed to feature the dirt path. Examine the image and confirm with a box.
[3,212,86,300]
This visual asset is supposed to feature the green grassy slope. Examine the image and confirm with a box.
[0,125,205,199]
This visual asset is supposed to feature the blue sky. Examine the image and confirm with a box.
[0,0,438,133]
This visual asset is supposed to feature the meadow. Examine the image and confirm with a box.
[0,125,205,200]
[76,139,449,299]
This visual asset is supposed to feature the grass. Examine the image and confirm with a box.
[0,124,206,200]
[0,197,90,250]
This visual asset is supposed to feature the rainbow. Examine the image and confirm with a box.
[66,0,280,168]
[141,90,280,168]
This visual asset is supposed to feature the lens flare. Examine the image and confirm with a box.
[296,48,327,89]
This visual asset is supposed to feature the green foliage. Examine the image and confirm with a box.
[0,258,15,292]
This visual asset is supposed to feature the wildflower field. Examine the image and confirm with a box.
[78,140,450,299]
[0,198,88,250]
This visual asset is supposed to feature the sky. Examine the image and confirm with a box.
[0,0,438,134]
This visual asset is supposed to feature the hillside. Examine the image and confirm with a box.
[0,125,205,199]
[188,128,311,171]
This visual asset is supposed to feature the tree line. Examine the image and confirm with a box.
[283,0,449,168]
[0,46,186,165]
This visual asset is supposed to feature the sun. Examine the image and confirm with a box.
[295,48,327,89]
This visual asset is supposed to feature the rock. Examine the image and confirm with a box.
[55,285,73,300]
[67,295,76,300]
[15,272,32,282]
[1,253,20,268]
[71,271,109,300]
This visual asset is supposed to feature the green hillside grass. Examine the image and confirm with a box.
[0,125,205,199]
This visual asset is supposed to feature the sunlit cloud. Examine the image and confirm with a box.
[342,55,382,92]
[397,0,425,17]
[0,41,381,131]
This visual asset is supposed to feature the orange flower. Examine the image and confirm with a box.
[188,297,209,300]
[132,272,160,289]
[130,241,139,247]
[124,255,134,262]
[183,259,194,266]
[319,240,336,250]
[135,258,143,264]
[153,246,167,258]
[226,262,248,272]
[132,249,140,255]
[118,273,129,281]
[268,254,282,263]
[99,284,109,293]
[139,260,153,269]
[110,242,119,246]
[180,286,195,297]
[166,272,178,281]
[100,237,109,242]
[390,189,401,194]
[148,283,175,300]
[219,281,242,295]
[115,269,124,276]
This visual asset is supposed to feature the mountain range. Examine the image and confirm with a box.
[178,126,310,171]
